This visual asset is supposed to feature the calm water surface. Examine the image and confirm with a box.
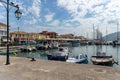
[17,45,120,68]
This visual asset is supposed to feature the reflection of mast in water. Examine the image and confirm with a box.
[85,45,88,54]
[117,46,119,63]
[106,25,108,53]
[96,45,102,53]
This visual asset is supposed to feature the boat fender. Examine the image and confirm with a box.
[114,60,119,65]
[31,58,36,61]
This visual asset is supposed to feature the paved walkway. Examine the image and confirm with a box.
[0,56,120,80]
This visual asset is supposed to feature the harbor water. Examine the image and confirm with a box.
[16,45,120,68]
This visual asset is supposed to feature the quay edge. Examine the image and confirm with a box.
[0,56,120,80]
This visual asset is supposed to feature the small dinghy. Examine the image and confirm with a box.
[66,54,88,64]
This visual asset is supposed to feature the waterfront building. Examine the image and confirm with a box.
[10,31,49,44]
[0,22,7,45]
[57,34,74,39]
[28,32,47,41]
[75,36,87,41]
[10,31,28,44]
[28,32,38,41]
[38,33,48,40]
[39,31,57,38]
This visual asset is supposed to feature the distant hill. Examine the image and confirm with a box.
[102,32,120,41]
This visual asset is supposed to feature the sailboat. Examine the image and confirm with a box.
[90,25,116,66]
[113,22,120,45]
[90,52,115,66]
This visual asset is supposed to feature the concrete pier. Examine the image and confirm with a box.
[0,56,120,80]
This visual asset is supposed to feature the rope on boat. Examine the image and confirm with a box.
[113,59,119,65]
[112,57,119,65]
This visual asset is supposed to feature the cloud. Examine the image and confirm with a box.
[24,17,37,25]
[1,0,120,37]
[19,0,41,26]
[48,20,60,27]
[0,3,3,6]
[27,0,41,17]
[57,0,120,36]
[45,13,55,22]
[62,20,80,27]
[29,0,41,17]
[0,15,5,19]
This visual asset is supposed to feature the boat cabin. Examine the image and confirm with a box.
[58,47,69,52]
[75,54,84,59]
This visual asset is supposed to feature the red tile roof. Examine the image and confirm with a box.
[0,22,7,27]
[10,31,27,34]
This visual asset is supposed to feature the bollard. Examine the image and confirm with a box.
[30,58,36,61]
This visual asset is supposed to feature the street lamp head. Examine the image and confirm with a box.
[15,8,22,20]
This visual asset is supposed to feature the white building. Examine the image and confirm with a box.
[0,22,7,44]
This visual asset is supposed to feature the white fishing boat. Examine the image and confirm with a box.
[20,46,37,52]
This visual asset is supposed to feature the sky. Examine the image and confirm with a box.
[0,0,120,38]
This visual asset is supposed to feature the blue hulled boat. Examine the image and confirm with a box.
[66,54,88,64]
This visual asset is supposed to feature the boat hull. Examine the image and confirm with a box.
[91,56,114,66]
[66,57,88,64]
[47,54,68,61]
[76,58,88,64]
[92,61,113,66]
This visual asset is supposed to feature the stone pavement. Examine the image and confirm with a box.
[0,56,120,80]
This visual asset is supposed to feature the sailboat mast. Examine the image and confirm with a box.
[106,25,108,52]
[106,25,108,42]
[117,22,119,40]
[93,24,95,40]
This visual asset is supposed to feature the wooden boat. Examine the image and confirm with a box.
[47,47,70,61]
[66,54,88,64]
[90,52,115,66]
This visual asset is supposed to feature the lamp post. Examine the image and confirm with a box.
[0,0,22,65]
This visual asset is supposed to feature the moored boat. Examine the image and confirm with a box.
[36,44,46,50]
[47,47,70,61]
[90,52,116,66]
[66,54,88,64]
[20,46,37,52]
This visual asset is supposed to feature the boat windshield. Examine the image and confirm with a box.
[79,55,83,59]
[59,48,64,51]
